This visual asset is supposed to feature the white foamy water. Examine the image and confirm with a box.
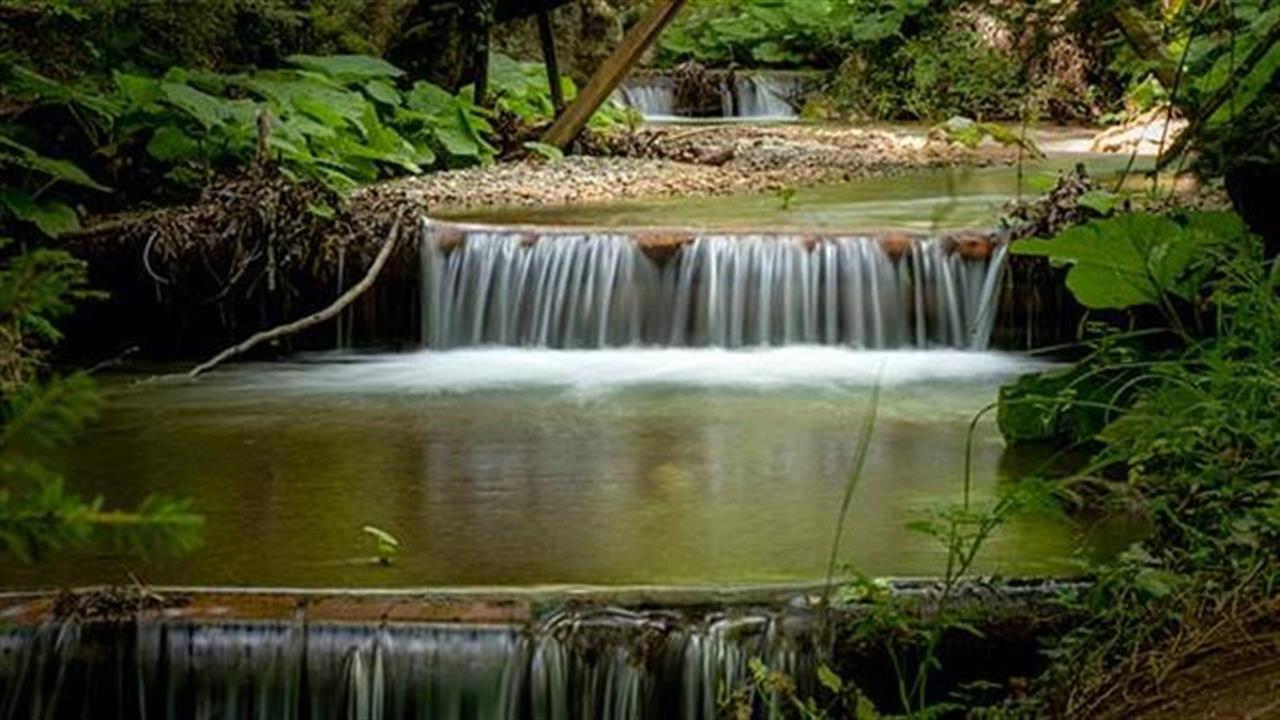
[422,229,1009,350]
[227,348,1050,395]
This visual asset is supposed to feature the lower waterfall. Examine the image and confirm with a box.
[422,227,1008,351]
[0,610,814,720]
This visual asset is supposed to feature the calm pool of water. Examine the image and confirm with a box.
[3,349,1130,590]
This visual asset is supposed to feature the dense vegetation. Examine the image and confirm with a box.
[2,0,1279,716]
[0,2,632,562]
[656,0,1107,121]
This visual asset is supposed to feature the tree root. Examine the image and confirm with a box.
[185,208,408,378]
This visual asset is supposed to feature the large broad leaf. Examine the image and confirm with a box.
[160,82,230,130]
[286,54,404,83]
[145,126,201,162]
[0,188,80,238]
[1205,41,1280,129]
[112,71,163,108]
[406,81,457,114]
[0,136,110,192]
[1011,213,1229,309]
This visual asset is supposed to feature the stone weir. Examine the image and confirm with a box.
[62,216,1073,359]
[420,218,1016,351]
[0,581,1075,720]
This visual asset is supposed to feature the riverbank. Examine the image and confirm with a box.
[360,124,1019,213]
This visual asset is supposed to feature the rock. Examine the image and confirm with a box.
[1090,107,1188,155]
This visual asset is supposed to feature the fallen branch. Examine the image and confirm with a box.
[185,208,408,378]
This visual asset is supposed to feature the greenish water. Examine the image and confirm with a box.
[447,153,1152,232]
[1,349,1128,590]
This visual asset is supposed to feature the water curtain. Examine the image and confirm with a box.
[1,611,814,720]
[422,226,1007,351]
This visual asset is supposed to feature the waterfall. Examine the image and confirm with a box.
[726,75,798,119]
[422,226,1008,351]
[1,610,815,720]
[614,72,805,120]
[612,76,677,119]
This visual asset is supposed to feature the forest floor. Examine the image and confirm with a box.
[1122,645,1280,719]
[1083,603,1280,720]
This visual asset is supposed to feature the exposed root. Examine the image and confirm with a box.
[186,208,406,377]
[67,165,422,356]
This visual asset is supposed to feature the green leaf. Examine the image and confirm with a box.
[1205,42,1280,129]
[1077,190,1121,216]
[1134,568,1178,597]
[523,141,564,162]
[145,126,201,162]
[287,54,405,82]
[817,663,845,693]
[0,373,102,455]
[1011,213,1220,309]
[113,71,163,108]
[307,201,336,219]
[160,81,229,130]
[362,79,401,106]
[0,188,80,237]
[0,136,110,192]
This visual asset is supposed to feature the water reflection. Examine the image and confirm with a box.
[3,349,1114,589]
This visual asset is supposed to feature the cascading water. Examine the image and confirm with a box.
[613,72,804,120]
[724,75,798,119]
[422,226,1008,351]
[612,76,677,120]
[0,610,814,720]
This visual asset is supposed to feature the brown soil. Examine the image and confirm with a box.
[1120,640,1280,720]
[1083,601,1280,720]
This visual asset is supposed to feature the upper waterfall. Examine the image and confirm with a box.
[421,223,1007,351]
[613,71,808,120]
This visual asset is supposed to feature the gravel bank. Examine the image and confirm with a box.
[357,124,1019,213]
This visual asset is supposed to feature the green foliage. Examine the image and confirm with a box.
[0,131,111,238]
[660,0,1070,121]
[1110,0,1280,174]
[522,141,565,163]
[0,251,202,562]
[3,51,630,211]
[0,246,96,387]
[0,369,201,563]
[1011,212,1246,310]
[482,54,636,131]
[0,0,416,81]
[2,55,493,201]
[996,209,1280,711]
[1074,189,1121,217]
[657,0,936,69]
[900,27,1024,121]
